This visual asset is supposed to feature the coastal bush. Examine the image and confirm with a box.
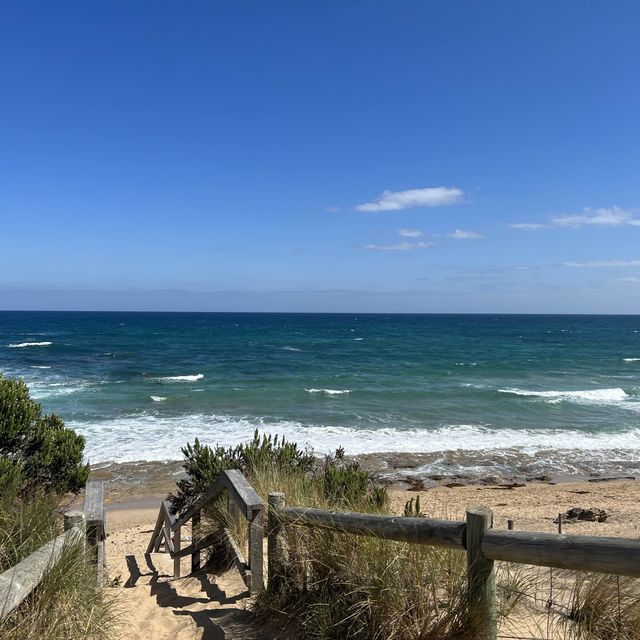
[0,375,89,495]
[0,377,114,640]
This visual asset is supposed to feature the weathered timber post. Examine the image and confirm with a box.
[507,518,514,530]
[64,510,87,535]
[64,511,87,559]
[466,507,497,640]
[248,507,264,594]
[267,492,286,594]
[191,511,201,573]
[174,525,181,578]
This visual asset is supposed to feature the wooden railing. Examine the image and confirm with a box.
[147,470,264,594]
[0,479,106,622]
[267,493,640,640]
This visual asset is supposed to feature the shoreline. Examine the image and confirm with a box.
[103,479,640,540]
[90,454,638,505]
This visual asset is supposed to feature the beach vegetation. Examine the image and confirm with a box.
[0,376,115,640]
[0,375,89,495]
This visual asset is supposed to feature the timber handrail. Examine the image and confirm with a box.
[278,506,465,549]
[0,512,86,622]
[147,470,264,594]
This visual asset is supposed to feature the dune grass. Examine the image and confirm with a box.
[0,490,117,640]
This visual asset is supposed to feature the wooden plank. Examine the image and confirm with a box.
[191,511,201,573]
[96,541,105,588]
[0,530,74,621]
[146,506,165,554]
[221,470,264,519]
[248,508,264,594]
[163,523,174,554]
[173,525,181,578]
[83,480,105,534]
[267,492,287,594]
[466,507,496,640]
[482,530,640,578]
[279,507,465,550]
[172,476,224,531]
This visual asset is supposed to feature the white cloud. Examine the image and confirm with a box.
[509,223,546,231]
[356,187,464,212]
[551,207,639,228]
[511,206,640,231]
[447,229,484,239]
[397,228,423,238]
[565,259,640,268]
[362,241,434,252]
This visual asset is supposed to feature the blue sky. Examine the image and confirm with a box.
[1,1,639,313]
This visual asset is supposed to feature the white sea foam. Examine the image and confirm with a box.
[305,388,351,395]
[282,346,302,352]
[30,365,52,369]
[623,358,640,362]
[69,412,640,465]
[29,382,91,399]
[498,387,630,405]
[150,396,167,402]
[8,341,52,348]
[153,374,204,382]
[353,338,364,341]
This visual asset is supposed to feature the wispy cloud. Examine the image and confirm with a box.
[325,206,341,213]
[362,241,434,252]
[511,206,640,230]
[565,259,640,268]
[509,222,546,231]
[618,277,640,283]
[447,229,484,239]
[356,187,464,212]
[397,228,423,238]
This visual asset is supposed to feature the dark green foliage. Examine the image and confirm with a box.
[323,455,387,510]
[169,429,316,513]
[0,375,89,495]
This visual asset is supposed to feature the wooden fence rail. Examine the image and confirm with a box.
[0,512,85,622]
[268,492,640,640]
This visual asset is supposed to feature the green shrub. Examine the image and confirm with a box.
[169,429,316,513]
[0,375,89,495]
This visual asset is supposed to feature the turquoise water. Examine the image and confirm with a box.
[1,312,640,477]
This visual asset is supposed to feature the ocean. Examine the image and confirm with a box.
[1,311,639,480]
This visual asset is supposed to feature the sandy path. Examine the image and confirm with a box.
[105,506,277,640]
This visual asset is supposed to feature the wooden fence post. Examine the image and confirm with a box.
[191,511,201,573]
[267,492,286,594]
[64,510,86,535]
[173,525,181,578]
[248,507,264,594]
[466,507,497,640]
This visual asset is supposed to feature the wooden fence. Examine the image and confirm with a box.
[0,479,106,623]
[147,469,264,594]
[267,492,640,640]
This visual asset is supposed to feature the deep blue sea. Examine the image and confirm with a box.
[1,311,640,478]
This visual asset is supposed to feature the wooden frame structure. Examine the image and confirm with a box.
[147,470,264,594]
